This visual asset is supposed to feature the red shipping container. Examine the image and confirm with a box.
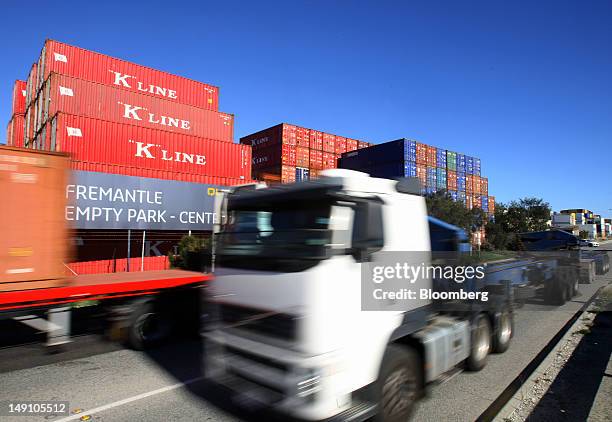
[309,130,323,150]
[6,115,25,148]
[25,63,37,108]
[282,124,297,144]
[466,195,474,210]
[357,141,370,149]
[426,146,437,167]
[310,149,323,169]
[446,170,457,190]
[322,152,337,169]
[345,138,359,152]
[296,146,310,167]
[70,161,253,187]
[240,124,284,150]
[12,80,26,115]
[416,142,427,164]
[322,133,335,153]
[34,114,250,180]
[309,168,320,179]
[488,196,496,214]
[335,137,347,155]
[35,40,218,110]
[36,74,233,142]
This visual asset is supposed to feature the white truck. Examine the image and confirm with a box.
[204,170,513,421]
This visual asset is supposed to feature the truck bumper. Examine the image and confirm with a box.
[204,329,369,421]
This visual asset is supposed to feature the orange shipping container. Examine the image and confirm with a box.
[473,175,481,195]
[310,149,323,169]
[322,152,337,169]
[309,130,323,150]
[446,170,457,190]
[416,163,427,186]
[296,126,310,147]
[296,146,310,167]
[416,142,427,164]
[322,134,335,153]
[426,146,437,167]
[335,137,347,155]
[346,138,358,152]
[480,177,489,196]
[0,146,71,291]
[466,174,474,194]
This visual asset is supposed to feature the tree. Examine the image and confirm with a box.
[579,230,589,239]
[425,190,486,234]
[169,235,211,271]
[485,197,551,250]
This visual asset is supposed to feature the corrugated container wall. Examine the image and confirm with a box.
[446,151,457,171]
[31,74,233,143]
[34,114,250,180]
[35,40,219,110]
[0,147,71,291]
[25,63,37,108]
[71,161,252,186]
[12,80,27,115]
[6,115,25,148]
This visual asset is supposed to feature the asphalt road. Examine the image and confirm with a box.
[0,248,610,422]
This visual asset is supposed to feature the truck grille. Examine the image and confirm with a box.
[219,303,298,341]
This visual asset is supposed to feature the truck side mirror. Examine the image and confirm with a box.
[351,200,384,262]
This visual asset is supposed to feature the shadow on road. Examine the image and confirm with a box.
[526,311,612,421]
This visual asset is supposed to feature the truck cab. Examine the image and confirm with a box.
[204,170,511,421]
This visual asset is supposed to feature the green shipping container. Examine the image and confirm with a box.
[446,151,457,171]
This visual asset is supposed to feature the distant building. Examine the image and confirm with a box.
[555,209,608,239]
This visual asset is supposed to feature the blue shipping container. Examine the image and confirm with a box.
[456,153,466,172]
[457,175,466,191]
[436,149,447,168]
[449,190,458,201]
[466,156,474,174]
[474,158,481,176]
[338,138,417,170]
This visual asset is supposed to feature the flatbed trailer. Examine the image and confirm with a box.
[0,270,211,349]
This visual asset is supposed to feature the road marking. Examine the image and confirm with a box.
[51,376,204,422]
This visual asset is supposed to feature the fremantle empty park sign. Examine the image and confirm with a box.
[65,171,221,230]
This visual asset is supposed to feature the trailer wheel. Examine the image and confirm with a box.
[492,308,513,354]
[466,314,491,371]
[127,300,170,350]
[374,345,421,422]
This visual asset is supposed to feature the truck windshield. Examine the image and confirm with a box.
[215,203,334,272]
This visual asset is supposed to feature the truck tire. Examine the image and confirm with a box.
[127,300,170,350]
[466,314,491,371]
[373,345,421,422]
[492,308,512,354]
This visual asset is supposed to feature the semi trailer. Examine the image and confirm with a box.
[204,170,516,421]
[0,146,209,350]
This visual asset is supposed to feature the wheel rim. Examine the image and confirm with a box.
[499,313,512,345]
[382,367,417,418]
[474,319,490,362]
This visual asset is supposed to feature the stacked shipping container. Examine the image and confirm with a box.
[338,138,494,218]
[6,80,26,147]
[5,39,253,266]
[10,39,248,186]
[240,123,369,183]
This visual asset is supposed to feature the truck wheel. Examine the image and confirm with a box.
[493,309,512,354]
[466,314,491,371]
[127,300,170,350]
[374,345,421,422]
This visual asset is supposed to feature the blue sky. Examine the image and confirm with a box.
[1,1,610,216]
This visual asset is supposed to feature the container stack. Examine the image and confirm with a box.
[338,138,494,218]
[6,80,26,147]
[240,123,369,183]
[14,39,250,186]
